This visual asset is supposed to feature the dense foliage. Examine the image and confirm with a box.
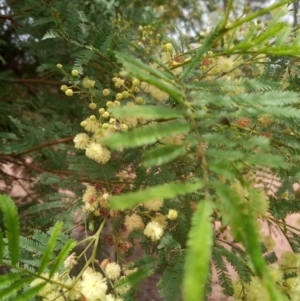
[2,0,300,301]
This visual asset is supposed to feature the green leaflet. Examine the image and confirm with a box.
[109,179,204,210]
[143,144,186,167]
[183,199,214,301]
[13,283,46,301]
[41,30,57,40]
[109,105,185,120]
[212,249,233,296]
[1,277,34,301]
[49,239,76,277]
[0,194,20,265]
[158,255,184,301]
[0,231,3,263]
[247,153,287,168]
[115,52,183,103]
[114,256,156,289]
[116,51,175,82]
[38,221,63,274]
[0,273,21,289]
[180,26,221,80]
[209,161,237,181]
[101,120,190,149]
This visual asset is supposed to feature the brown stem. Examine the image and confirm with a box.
[18,136,74,156]
[0,154,133,186]
[14,78,66,85]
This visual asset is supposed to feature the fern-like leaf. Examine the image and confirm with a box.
[143,144,186,167]
[101,120,190,149]
[212,248,234,296]
[13,283,46,301]
[0,231,3,263]
[108,179,203,210]
[183,199,214,301]
[0,194,20,265]
[158,253,184,301]
[49,239,76,277]
[1,276,34,301]
[38,222,62,274]
[217,245,251,283]
[93,22,112,50]
[180,26,221,80]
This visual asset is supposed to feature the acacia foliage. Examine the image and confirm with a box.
[2,0,300,301]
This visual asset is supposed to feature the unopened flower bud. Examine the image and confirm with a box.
[162,43,173,52]
[167,209,178,220]
[122,91,130,98]
[116,93,123,100]
[135,97,143,104]
[103,89,110,96]
[60,85,68,92]
[132,78,140,86]
[83,77,95,88]
[89,103,97,110]
[56,64,63,69]
[65,89,73,96]
[102,111,110,118]
[71,69,79,76]
[120,124,128,132]
[80,120,88,127]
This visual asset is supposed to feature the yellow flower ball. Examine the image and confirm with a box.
[89,103,97,110]
[103,89,110,96]
[60,85,68,92]
[71,69,79,76]
[65,89,73,96]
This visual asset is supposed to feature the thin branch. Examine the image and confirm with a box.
[0,154,133,185]
[14,78,66,85]
[18,136,74,156]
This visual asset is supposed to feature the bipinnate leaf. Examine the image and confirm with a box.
[183,199,214,301]
[109,179,204,210]
[38,221,63,274]
[101,120,190,149]
[0,194,20,265]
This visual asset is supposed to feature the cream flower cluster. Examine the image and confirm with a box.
[85,142,111,164]
[144,198,164,211]
[124,213,144,231]
[82,184,110,215]
[80,269,108,301]
[105,262,122,280]
[144,221,164,241]
[141,81,169,102]
[30,268,125,301]
[30,273,81,301]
